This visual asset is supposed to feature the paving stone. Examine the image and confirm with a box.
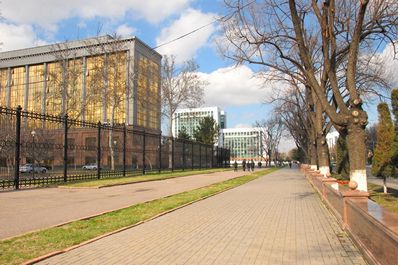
[37,168,367,265]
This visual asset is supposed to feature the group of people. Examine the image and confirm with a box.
[233,159,256,172]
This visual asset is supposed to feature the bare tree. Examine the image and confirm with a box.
[255,116,284,167]
[0,114,15,175]
[85,35,138,170]
[161,55,206,137]
[47,42,87,120]
[221,0,398,191]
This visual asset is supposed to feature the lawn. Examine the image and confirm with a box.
[368,183,398,214]
[330,173,398,214]
[62,168,232,188]
[0,168,278,265]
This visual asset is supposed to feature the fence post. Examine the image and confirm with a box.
[191,141,194,170]
[182,140,186,171]
[216,146,221,167]
[142,131,146,175]
[205,145,208,168]
[14,106,22,190]
[199,143,202,169]
[97,122,101,179]
[63,114,68,182]
[171,137,174,172]
[211,146,214,168]
[158,133,162,173]
[224,148,227,168]
[123,124,126,177]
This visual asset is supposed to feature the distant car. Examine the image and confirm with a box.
[39,164,52,170]
[19,164,47,173]
[82,163,98,170]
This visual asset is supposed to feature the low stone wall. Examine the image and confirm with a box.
[301,164,398,265]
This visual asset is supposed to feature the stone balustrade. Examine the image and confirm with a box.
[301,164,398,265]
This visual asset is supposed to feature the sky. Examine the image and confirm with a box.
[0,0,397,152]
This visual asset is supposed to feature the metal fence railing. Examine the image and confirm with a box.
[0,106,230,190]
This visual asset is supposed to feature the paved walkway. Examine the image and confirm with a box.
[0,170,248,240]
[38,169,366,265]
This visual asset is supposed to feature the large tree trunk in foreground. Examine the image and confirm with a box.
[315,100,330,177]
[346,119,368,192]
[309,139,317,170]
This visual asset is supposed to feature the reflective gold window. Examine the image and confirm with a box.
[0,69,8,106]
[46,62,63,116]
[9,67,25,109]
[105,52,127,124]
[136,53,160,129]
[66,58,83,120]
[85,55,104,123]
[27,64,44,113]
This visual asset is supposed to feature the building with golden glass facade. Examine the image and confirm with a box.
[0,35,161,132]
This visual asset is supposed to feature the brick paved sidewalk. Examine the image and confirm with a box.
[0,170,247,240]
[38,168,366,265]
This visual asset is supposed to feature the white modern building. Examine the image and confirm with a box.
[221,127,265,162]
[172,106,226,141]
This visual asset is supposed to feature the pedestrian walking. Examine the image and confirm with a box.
[234,161,238,171]
[258,161,262,168]
[250,159,255,171]
[242,159,246,171]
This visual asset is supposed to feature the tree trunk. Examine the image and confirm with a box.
[317,135,330,177]
[383,176,387,194]
[109,131,115,171]
[314,99,330,176]
[168,115,173,169]
[309,127,317,170]
[346,121,368,191]
[109,104,116,171]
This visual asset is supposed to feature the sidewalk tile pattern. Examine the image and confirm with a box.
[38,169,367,265]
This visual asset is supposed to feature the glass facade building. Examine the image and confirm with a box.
[0,35,161,131]
[221,128,264,162]
[172,106,226,144]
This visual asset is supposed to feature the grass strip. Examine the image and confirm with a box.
[0,168,278,265]
[368,183,398,214]
[63,168,231,188]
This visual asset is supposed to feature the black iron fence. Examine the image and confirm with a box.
[0,106,230,190]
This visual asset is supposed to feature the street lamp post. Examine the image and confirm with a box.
[31,130,36,178]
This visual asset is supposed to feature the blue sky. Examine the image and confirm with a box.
[0,0,395,151]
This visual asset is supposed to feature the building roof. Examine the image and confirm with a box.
[175,106,222,114]
[0,35,161,67]
[222,127,261,133]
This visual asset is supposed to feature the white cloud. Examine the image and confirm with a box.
[377,42,398,85]
[1,0,191,30]
[115,24,136,37]
[199,65,273,107]
[156,8,217,63]
[0,23,47,51]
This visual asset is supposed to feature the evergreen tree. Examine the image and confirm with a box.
[289,147,305,163]
[336,134,349,179]
[392,89,398,125]
[193,117,219,145]
[177,126,191,140]
[372,103,395,181]
[391,89,398,177]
